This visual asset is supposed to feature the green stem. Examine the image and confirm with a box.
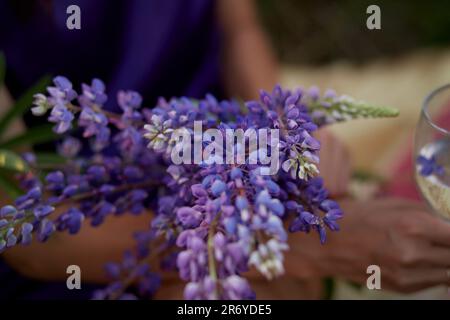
[67,103,145,127]
[207,213,221,299]
[70,180,156,202]
[108,239,167,300]
[0,180,157,240]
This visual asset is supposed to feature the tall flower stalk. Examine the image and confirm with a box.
[0,77,398,299]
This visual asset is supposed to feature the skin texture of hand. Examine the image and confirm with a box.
[2,210,153,284]
[285,197,450,293]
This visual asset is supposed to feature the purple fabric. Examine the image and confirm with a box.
[0,0,222,299]
[0,0,223,109]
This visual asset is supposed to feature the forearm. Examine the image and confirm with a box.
[218,0,279,100]
[2,210,153,283]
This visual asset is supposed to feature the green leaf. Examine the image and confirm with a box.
[352,169,384,182]
[0,52,5,87]
[35,152,66,165]
[0,124,58,149]
[0,75,51,138]
[0,170,22,199]
[0,149,29,172]
[322,277,335,300]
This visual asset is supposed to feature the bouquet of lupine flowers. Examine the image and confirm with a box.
[0,76,398,299]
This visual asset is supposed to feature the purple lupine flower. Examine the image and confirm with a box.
[0,77,398,300]
[324,89,337,100]
[45,171,65,191]
[79,78,107,107]
[48,76,77,103]
[15,186,42,210]
[249,239,288,279]
[307,86,320,100]
[31,93,51,116]
[62,184,79,197]
[118,90,142,111]
[210,180,227,197]
[57,208,84,234]
[90,201,116,226]
[58,137,82,158]
[79,106,111,149]
[123,166,143,181]
[33,205,55,218]
[6,229,17,247]
[288,215,310,233]
[221,275,254,300]
[184,282,201,300]
[177,207,203,228]
[114,127,143,157]
[301,211,328,244]
[323,208,343,231]
[117,90,143,123]
[38,219,55,241]
[255,190,284,218]
[138,272,161,297]
[417,155,445,177]
[20,223,33,245]
[87,165,107,182]
[105,262,121,279]
[320,199,344,231]
[0,205,17,218]
[48,103,74,133]
[143,115,174,152]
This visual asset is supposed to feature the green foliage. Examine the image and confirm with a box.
[0,124,57,149]
[0,74,51,138]
[322,277,335,300]
[257,0,450,65]
[311,98,399,122]
[0,149,29,172]
[340,102,400,118]
[352,169,384,183]
[0,53,59,197]
[0,171,22,199]
[35,152,66,165]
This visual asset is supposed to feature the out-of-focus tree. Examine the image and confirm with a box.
[257,0,450,65]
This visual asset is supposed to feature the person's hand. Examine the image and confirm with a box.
[285,198,450,293]
[315,129,351,197]
[2,209,153,283]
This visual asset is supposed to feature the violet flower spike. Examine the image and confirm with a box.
[0,76,398,300]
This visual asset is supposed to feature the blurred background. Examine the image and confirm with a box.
[255,0,450,175]
[259,0,450,65]
[256,0,450,299]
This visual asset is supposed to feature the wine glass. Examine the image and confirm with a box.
[414,84,450,222]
